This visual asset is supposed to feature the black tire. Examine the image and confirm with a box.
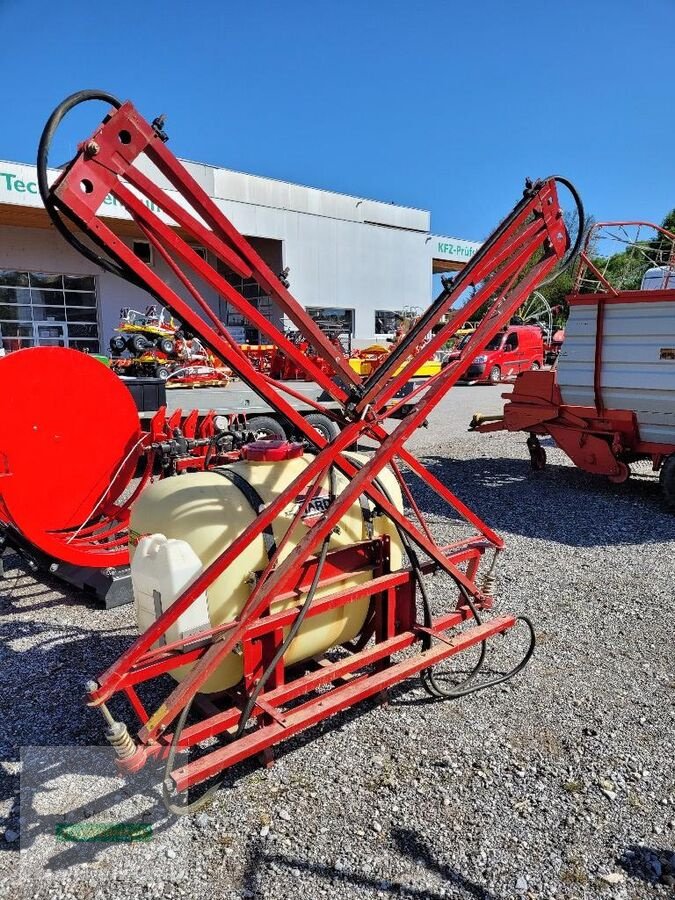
[659,453,675,510]
[488,365,501,385]
[155,365,171,380]
[128,333,150,354]
[158,337,175,355]
[304,413,340,444]
[530,446,547,471]
[530,360,541,371]
[248,415,286,440]
[109,334,126,355]
[527,435,546,471]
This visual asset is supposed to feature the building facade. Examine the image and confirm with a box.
[0,158,481,355]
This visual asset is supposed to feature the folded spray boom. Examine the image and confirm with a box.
[0,91,582,811]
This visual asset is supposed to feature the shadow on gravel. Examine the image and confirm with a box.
[0,611,136,858]
[0,553,104,613]
[413,455,675,547]
[617,844,675,888]
[10,752,177,873]
[240,826,503,899]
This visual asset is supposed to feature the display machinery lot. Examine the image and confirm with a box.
[0,382,674,900]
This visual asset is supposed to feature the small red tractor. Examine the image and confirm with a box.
[472,221,675,508]
[0,89,582,811]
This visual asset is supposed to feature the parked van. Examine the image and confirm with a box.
[452,325,544,384]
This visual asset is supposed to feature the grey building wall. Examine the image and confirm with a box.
[0,219,433,349]
[135,157,435,344]
[0,225,226,348]
[0,156,474,350]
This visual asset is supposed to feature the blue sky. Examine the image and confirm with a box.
[1,0,672,242]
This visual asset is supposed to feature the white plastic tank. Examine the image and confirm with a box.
[132,535,210,646]
[130,453,404,693]
[641,266,675,291]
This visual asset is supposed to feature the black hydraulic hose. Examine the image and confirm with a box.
[391,510,493,697]
[420,586,536,700]
[536,175,586,288]
[162,694,207,815]
[237,537,332,729]
[162,536,332,816]
[346,457,534,699]
[162,467,337,815]
[37,90,146,287]
[365,184,539,387]
[342,457,487,673]
[363,175,584,393]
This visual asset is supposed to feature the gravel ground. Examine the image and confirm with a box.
[1,382,674,900]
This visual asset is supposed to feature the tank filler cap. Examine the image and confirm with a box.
[241,440,304,462]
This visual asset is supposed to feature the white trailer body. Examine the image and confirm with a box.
[557,298,675,445]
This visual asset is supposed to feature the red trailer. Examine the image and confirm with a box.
[473,221,675,508]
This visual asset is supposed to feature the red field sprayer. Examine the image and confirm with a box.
[1,91,582,811]
[472,220,675,508]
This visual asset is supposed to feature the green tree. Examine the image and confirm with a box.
[649,208,675,265]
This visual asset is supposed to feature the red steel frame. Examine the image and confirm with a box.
[44,98,572,794]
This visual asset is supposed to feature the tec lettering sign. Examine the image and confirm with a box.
[0,170,39,196]
[0,164,47,207]
[0,162,169,222]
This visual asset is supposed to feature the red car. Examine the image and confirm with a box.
[450,325,545,384]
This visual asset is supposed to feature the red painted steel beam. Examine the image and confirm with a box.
[133,265,549,724]
[112,180,349,402]
[43,97,572,756]
[360,179,566,402]
[91,245,555,718]
[146,138,361,387]
[113,541,483,696]
[51,101,360,388]
[133,359,521,741]
[170,615,517,791]
[133,607,472,761]
[359,201,564,413]
[51,118,515,606]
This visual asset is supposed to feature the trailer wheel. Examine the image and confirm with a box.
[608,461,630,484]
[158,337,175,355]
[527,436,547,471]
[109,334,126,355]
[488,365,501,384]
[248,416,286,440]
[304,413,340,444]
[659,453,675,510]
[128,333,150,354]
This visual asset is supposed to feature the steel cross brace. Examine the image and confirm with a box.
[47,99,570,741]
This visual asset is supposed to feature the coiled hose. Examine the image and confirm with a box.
[37,90,150,291]
[346,459,536,701]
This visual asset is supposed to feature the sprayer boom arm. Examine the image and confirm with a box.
[27,92,581,797]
